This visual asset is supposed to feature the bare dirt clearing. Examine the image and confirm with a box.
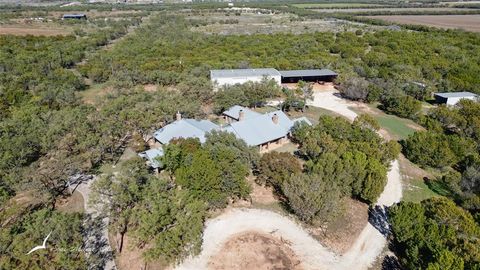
[312,198,368,254]
[365,15,480,32]
[56,190,85,213]
[208,231,303,270]
[0,25,71,36]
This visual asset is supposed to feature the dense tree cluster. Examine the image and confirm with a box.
[90,157,207,265]
[164,132,257,208]
[90,132,257,264]
[0,19,139,113]
[390,198,480,270]
[293,115,399,203]
[402,100,480,213]
[0,208,86,270]
[81,14,480,98]
[256,115,398,225]
[213,78,282,113]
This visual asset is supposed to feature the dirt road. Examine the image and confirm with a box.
[72,177,117,270]
[175,89,403,270]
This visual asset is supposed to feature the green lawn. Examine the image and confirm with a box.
[374,114,418,140]
[402,177,440,203]
[350,105,421,141]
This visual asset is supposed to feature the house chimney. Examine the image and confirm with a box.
[272,113,279,124]
[238,109,245,121]
[176,111,182,121]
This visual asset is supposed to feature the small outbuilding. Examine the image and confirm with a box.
[279,69,338,83]
[62,14,87,20]
[138,148,164,170]
[434,92,478,106]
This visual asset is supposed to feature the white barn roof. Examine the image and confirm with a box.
[434,92,477,98]
[210,68,281,79]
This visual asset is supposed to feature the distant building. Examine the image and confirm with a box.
[434,92,478,106]
[62,14,87,20]
[210,68,338,89]
[210,68,282,89]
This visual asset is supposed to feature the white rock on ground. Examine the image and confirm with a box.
[175,89,403,270]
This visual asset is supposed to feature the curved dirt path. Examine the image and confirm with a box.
[175,89,403,270]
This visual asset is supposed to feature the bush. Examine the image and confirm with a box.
[256,152,302,187]
[281,173,342,225]
[338,77,370,101]
[381,95,422,119]
[401,132,474,169]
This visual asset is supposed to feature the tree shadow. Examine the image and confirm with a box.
[424,177,453,197]
[368,205,391,237]
[82,213,116,270]
[382,255,403,270]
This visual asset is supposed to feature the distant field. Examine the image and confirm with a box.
[365,14,480,32]
[0,25,71,36]
[190,13,386,35]
[312,7,467,13]
[293,3,383,8]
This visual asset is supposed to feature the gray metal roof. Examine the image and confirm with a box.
[224,110,294,146]
[222,105,261,120]
[279,69,338,78]
[153,119,219,144]
[293,117,313,126]
[138,148,164,169]
[434,92,478,98]
[210,68,281,79]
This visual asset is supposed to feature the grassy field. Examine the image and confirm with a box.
[402,177,440,202]
[312,7,467,13]
[398,155,440,203]
[374,113,418,140]
[365,15,480,32]
[292,3,383,8]
[351,105,421,141]
[190,12,385,35]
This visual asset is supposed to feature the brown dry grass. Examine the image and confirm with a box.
[365,15,480,32]
[56,190,85,213]
[0,25,71,36]
[208,231,303,270]
[311,198,369,254]
[111,233,167,270]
